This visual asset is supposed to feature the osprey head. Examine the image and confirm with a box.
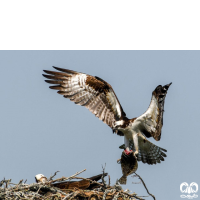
[35,174,47,183]
[113,120,125,131]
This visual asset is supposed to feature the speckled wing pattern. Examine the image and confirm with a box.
[118,151,138,184]
[43,67,126,135]
[119,135,167,165]
[131,133,167,165]
[135,83,172,141]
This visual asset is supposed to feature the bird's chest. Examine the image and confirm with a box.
[122,126,137,139]
[122,122,140,138]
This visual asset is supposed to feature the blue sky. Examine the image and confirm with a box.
[1,51,199,200]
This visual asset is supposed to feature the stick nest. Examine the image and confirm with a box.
[0,169,146,200]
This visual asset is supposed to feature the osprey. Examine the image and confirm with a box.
[35,174,48,183]
[52,173,107,190]
[35,173,107,190]
[43,67,171,165]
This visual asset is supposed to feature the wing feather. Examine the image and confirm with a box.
[135,83,172,141]
[43,66,126,133]
[119,134,167,165]
[136,133,167,165]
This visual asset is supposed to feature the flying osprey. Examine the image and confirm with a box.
[43,67,171,165]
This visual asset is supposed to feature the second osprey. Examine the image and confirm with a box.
[43,67,171,165]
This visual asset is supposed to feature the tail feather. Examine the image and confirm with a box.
[119,175,127,185]
[136,134,167,165]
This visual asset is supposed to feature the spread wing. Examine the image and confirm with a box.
[51,173,107,190]
[136,133,167,165]
[135,83,172,141]
[119,134,167,165]
[43,67,126,135]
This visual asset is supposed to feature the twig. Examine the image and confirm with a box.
[62,192,74,200]
[101,164,107,190]
[31,184,42,200]
[102,189,109,200]
[132,181,142,184]
[120,191,145,200]
[0,180,4,187]
[49,169,86,184]
[49,170,60,181]
[108,175,110,186]
[134,172,156,200]
[113,179,122,191]
[113,192,119,200]
[18,179,23,185]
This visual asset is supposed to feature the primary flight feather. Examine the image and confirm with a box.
[43,66,171,165]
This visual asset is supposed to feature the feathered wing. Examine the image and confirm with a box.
[52,173,107,190]
[134,133,167,165]
[43,67,126,135]
[135,83,172,141]
[119,135,167,165]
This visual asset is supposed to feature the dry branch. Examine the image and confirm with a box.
[133,173,156,200]
[49,169,86,184]
[0,169,154,200]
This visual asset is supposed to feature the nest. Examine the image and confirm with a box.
[0,169,149,200]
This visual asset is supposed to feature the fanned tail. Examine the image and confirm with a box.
[119,175,127,185]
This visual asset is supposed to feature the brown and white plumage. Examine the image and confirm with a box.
[52,173,106,190]
[43,67,171,165]
[135,83,172,141]
[119,135,167,165]
[117,151,138,185]
[35,173,106,190]
[35,174,48,183]
[43,67,126,136]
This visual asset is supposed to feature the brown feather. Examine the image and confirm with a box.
[45,80,65,85]
[121,134,167,165]
[43,70,71,77]
[43,67,126,135]
[152,82,172,141]
[53,66,78,74]
[43,74,65,80]
[136,83,172,141]
[52,179,90,190]
[51,173,107,190]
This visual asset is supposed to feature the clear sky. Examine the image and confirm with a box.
[1,51,199,200]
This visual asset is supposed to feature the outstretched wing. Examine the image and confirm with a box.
[119,134,167,165]
[135,83,172,141]
[136,133,167,165]
[119,136,167,165]
[43,67,126,135]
